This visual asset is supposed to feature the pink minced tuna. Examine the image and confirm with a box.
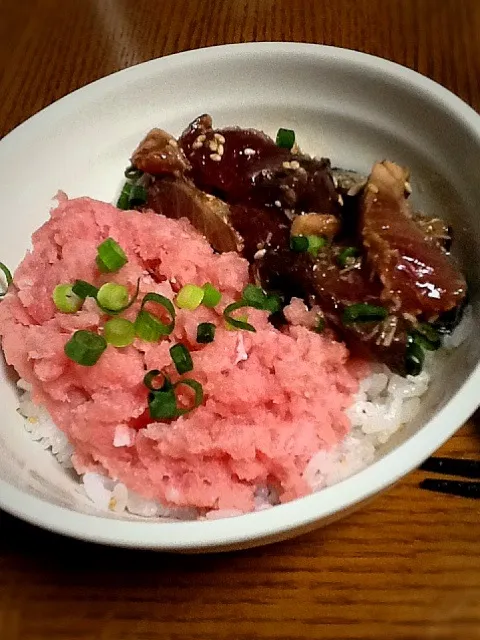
[0,196,362,512]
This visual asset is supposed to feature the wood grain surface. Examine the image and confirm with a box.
[1,1,480,638]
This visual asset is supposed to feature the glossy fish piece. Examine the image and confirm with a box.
[361,161,466,318]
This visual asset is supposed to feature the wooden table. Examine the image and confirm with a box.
[1,1,480,638]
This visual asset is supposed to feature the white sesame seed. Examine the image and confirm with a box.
[274,200,282,208]
[214,133,226,144]
[282,161,292,170]
[404,181,412,194]
[210,153,222,162]
[332,175,338,188]
[196,134,206,142]
[253,248,266,260]
[244,147,256,156]
[290,160,300,170]
[208,140,218,152]
[217,144,224,156]
[338,194,344,206]
[167,138,178,147]
[192,140,203,149]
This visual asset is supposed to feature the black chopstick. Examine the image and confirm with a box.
[419,456,480,480]
[419,478,480,499]
[419,456,480,500]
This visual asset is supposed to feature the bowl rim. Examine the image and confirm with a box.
[1,41,479,550]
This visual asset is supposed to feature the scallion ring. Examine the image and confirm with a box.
[202,283,222,308]
[53,284,82,313]
[412,323,441,351]
[337,247,360,268]
[116,182,132,210]
[124,165,143,181]
[175,284,204,310]
[128,184,148,207]
[96,238,128,273]
[196,322,216,344]
[276,128,295,150]
[170,343,194,375]
[64,330,107,366]
[405,340,425,376]
[148,388,178,420]
[173,379,204,416]
[290,235,309,252]
[241,284,281,314]
[72,280,99,300]
[96,279,140,315]
[103,318,135,347]
[0,261,13,297]
[143,369,172,391]
[134,292,176,342]
[314,317,326,333]
[306,235,327,257]
[223,301,256,332]
[342,303,388,324]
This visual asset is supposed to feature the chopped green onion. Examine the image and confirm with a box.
[98,278,140,315]
[170,343,193,375]
[405,341,424,376]
[337,247,359,268]
[276,128,295,150]
[129,184,148,207]
[145,371,204,420]
[202,283,222,308]
[314,317,326,333]
[64,330,107,366]
[144,369,172,391]
[307,235,327,256]
[342,303,388,324]
[103,318,135,347]
[0,261,13,297]
[124,165,143,180]
[412,323,441,351]
[176,284,205,310]
[225,313,249,331]
[223,301,256,332]
[97,283,129,311]
[134,292,176,342]
[148,388,178,420]
[52,284,82,313]
[241,284,281,314]
[117,182,132,210]
[290,235,309,252]
[96,238,128,273]
[72,280,99,299]
[174,379,204,416]
[196,322,216,344]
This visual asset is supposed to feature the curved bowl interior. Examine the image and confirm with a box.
[0,43,479,550]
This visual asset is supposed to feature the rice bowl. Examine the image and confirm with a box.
[0,43,479,550]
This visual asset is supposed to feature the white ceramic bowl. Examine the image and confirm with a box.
[1,43,479,551]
